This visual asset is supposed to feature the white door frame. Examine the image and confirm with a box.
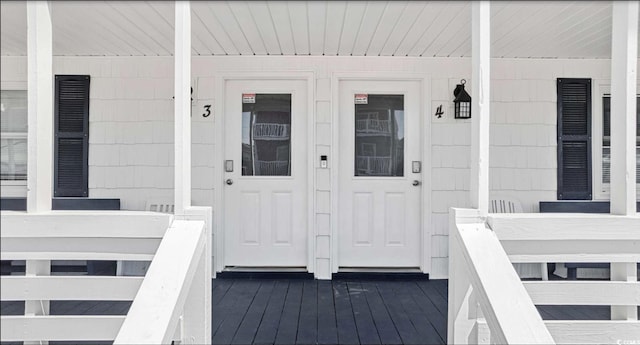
[330,72,432,274]
[214,71,316,274]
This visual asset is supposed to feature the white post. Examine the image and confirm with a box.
[609,1,638,322]
[24,260,51,345]
[448,221,476,345]
[448,208,484,345]
[174,0,192,215]
[26,1,53,213]
[610,0,638,216]
[470,1,491,216]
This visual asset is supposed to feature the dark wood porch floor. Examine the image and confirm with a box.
[213,279,449,345]
[1,278,616,345]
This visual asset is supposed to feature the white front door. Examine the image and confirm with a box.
[338,80,422,268]
[223,79,308,267]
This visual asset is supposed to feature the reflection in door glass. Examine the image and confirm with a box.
[355,95,404,176]
[242,94,291,176]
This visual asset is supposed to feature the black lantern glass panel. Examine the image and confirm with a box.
[453,79,471,119]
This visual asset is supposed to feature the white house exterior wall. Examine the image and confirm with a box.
[0,55,621,278]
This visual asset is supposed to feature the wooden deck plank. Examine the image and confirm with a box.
[407,282,447,343]
[253,280,289,345]
[536,305,584,321]
[230,280,275,345]
[1,300,130,317]
[538,305,610,321]
[431,279,448,301]
[536,305,556,320]
[570,306,609,320]
[375,281,423,345]
[295,280,318,345]
[211,280,254,335]
[76,301,130,316]
[212,280,262,344]
[51,301,96,315]
[347,281,381,345]
[316,280,339,345]
[333,281,360,345]
[417,280,448,316]
[212,278,235,305]
[0,301,24,315]
[393,282,443,345]
[361,282,403,345]
[274,280,303,345]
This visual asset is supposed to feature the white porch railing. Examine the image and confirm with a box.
[355,118,391,135]
[356,155,392,175]
[0,210,212,344]
[255,159,289,175]
[252,123,290,140]
[449,208,640,345]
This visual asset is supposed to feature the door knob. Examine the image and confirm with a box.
[412,180,421,186]
[226,179,233,185]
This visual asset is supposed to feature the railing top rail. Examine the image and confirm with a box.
[488,213,640,241]
[1,211,173,238]
[114,219,205,345]
[488,212,639,220]
[0,210,173,216]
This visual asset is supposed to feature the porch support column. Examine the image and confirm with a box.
[609,0,638,322]
[174,0,191,215]
[610,1,638,215]
[470,1,491,216]
[26,1,53,213]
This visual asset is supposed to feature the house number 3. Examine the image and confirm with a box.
[202,105,212,118]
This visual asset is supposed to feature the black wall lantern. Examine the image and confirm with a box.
[453,79,471,119]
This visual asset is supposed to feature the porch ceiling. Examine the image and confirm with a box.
[0,1,636,59]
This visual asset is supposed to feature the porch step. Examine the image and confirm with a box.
[332,272,430,280]
[333,268,429,281]
[217,267,313,280]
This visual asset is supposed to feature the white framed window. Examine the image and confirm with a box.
[1,86,28,185]
[592,82,640,200]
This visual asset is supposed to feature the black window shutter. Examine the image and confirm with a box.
[55,75,90,197]
[557,78,591,200]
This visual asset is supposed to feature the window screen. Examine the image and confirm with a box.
[1,90,28,181]
[601,96,640,184]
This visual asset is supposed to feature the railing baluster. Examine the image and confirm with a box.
[24,259,51,345]
[611,262,639,321]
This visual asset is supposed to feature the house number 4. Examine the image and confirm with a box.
[202,105,212,118]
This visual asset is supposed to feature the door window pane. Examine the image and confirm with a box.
[1,90,28,180]
[242,94,291,176]
[355,94,404,176]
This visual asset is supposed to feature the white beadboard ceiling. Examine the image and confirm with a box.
[0,1,636,58]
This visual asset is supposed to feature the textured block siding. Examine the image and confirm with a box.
[485,58,612,215]
[67,58,177,211]
[0,55,616,279]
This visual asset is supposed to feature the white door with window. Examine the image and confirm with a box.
[338,80,423,268]
[223,80,308,267]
